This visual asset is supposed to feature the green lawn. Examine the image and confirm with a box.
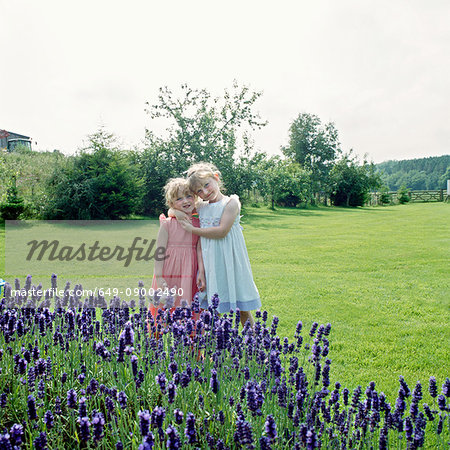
[1,202,449,402]
[243,202,449,400]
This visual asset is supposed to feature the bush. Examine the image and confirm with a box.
[379,186,392,205]
[0,177,25,219]
[44,130,143,219]
[397,185,410,204]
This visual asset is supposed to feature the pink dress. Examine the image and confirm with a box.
[150,214,200,316]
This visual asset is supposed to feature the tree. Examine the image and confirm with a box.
[328,152,381,207]
[0,176,25,219]
[256,156,311,209]
[138,82,267,215]
[282,113,340,201]
[44,129,142,219]
[379,185,392,205]
[397,185,410,204]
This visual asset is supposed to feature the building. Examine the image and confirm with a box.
[0,129,32,152]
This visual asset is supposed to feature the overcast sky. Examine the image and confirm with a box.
[1,0,449,163]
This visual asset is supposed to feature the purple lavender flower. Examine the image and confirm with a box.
[269,350,282,377]
[423,403,434,421]
[117,391,127,409]
[379,426,388,450]
[78,416,91,442]
[43,410,54,429]
[211,294,220,310]
[351,386,362,408]
[264,415,277,441]
[184,413,197,444]
[51,273,57,290]
[27,395,38,420]
[33,432,47,450]
[210,369,219,394]
[151,406,166,429]
[28,366,35,392]
[174,408,184,425]
[54,396,62,415]
[92,411,105,442]
[412,381,423,404]
[413,412,426,448]
[37,379,46,400]
[139,410,151,436]
[166,425,181,449]
[168,360,178,375]
[306,428,317,449]
[116,441,124,450]
[429,376,438,398]
[262,310,268,323]
[156,372,167,394]
[443,378,450,397]
[78,397,87,419]
[309,322,318,337]
[246,381,264,415]
[0,393,6,408]
[410,401,418,420]
[9,424,24,447]
[87,378,99,396]
[131,355,138,378]
[234,417,254,448]
[437,414,443,435]
[18,358,27,374]
[437,394,446,411]
[67,389,77,408]
[139,433,155,450]
[167,382,176,404]
[399,376,411,397]
[117,336,125,363]
[259,436,272,450]
[322,364,330,388]
[120,321,135,346]
[405,417,413,442]
[270,316,279,336]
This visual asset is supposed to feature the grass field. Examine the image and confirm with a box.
[243,202,449,401]
[1,202,449,404]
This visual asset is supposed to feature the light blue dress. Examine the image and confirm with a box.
[198,195,261,314]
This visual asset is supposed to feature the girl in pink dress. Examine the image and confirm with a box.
[149,178,205,320]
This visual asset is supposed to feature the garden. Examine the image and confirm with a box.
[0,202,448,449]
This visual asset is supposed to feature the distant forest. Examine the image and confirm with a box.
[376,155,450,191]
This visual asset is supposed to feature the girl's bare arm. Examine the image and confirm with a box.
[179,197,239,239]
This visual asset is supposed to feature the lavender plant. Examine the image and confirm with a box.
[0,275,448,448]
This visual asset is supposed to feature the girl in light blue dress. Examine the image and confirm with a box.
[178,162,260,326]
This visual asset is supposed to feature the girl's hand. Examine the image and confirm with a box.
[197,272,206,292]
[179,218,194,232]
[156,277,168,290]
[169,208,189,221]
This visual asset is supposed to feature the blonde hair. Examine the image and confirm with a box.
[187,162,223,192]
[163,178,193,208]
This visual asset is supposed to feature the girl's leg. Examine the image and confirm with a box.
[240,310,255,328]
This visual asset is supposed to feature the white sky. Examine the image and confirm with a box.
[1,0,449,163]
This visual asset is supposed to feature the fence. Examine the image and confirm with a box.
[369,189,447,206]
